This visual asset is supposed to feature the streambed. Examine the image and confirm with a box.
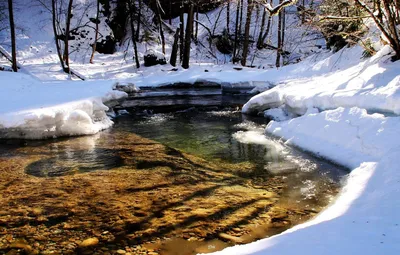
[0,110,347,255]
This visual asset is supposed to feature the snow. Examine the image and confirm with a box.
[205,48,400,255]
[0,72,126,139]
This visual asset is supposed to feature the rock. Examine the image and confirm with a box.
[10,239,32,251]
[116,250,126,254]
[96,35,116,54]
[215,30,233,54]
[218,233,244,243]
[79,237,99,248]
[113,82,140,93]
[144,50,167,67]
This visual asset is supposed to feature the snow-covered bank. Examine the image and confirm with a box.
[209,108,400,255]
[242,45,400,115]
[207,47,400,254]
[0,72,126,139]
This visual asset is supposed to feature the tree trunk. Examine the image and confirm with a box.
[129,1,140,68]
[233,0,241,63]
[170,28,180,66]
[241,0,253,66]
[64,0,74,74]
[169,1,172,25]
[136,0,142,41]
[226,1,230,35]
[281,7,286,65]
[257,6,267,49]
[51,0,67,72]
[195,3,199,41]
[276,0,283,68]
[182,3,194,69]
[90,0,100,64]
[239,0,244,36]
[179,1,185,62]
[154,0,165,54]
[7,0,17,72]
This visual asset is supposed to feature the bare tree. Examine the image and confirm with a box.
[233,0,241,63]
[63,0,74,73]
[170,28,180,66]
[276,0,283,67]
[136,0,142,41]
[241,0,253,66]
[182,3,194,69]
[179,0,185,62]
[7,0,17,72]
[51,0,67,73]
[226,0,230,35]
[89,0,100,64]
[128,0,140,68]
[355,0,400,60]
[257,4,267,49]
[154,0,165,54]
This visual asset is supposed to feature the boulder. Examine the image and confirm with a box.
[144,50,167,67]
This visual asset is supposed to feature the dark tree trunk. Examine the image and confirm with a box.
[51,0,67,72]
[182,3,194,69]
[64,0,74,73]
[170,28,180,66]
[129,1,140,68]
[136,0,142,41]
[257,6,267,49]
[239,0,244,36]
[276,0,283,68]
[179,1,185,62]
[261,0,272,44]
[7,0,17,72]
[233,0,240,63]
[226,1,230,35]
[169,1,172,25]
[241,0,253,66]
[90,0,100,64]
[154,0,165,54]
[195,3,199,41]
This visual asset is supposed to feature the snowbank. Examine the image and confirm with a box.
[243,45,400,115]
[0,72,127,139]
[208,47,400,254]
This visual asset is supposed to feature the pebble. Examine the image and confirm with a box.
[218,233,244,243]
[79,237,99,248]
[116,250,126,254]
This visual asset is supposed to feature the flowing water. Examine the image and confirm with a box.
[0,109,348,255]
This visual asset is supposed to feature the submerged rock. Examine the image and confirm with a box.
[79,237,99,248]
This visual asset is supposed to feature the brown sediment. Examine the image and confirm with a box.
[0,133,330,255]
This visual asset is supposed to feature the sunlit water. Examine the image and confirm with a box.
[114,110,347,206]
[0,109,348,255]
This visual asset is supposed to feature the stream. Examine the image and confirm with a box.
[0,108,348,255]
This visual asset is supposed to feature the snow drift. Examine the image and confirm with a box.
[0,72,127,139]
[207,46,400,254]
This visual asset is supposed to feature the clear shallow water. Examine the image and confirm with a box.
[0,109,349,255]
[114,110,348,206]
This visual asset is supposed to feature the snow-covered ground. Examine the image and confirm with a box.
[0,72,126,139]
[205,47,400,254]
